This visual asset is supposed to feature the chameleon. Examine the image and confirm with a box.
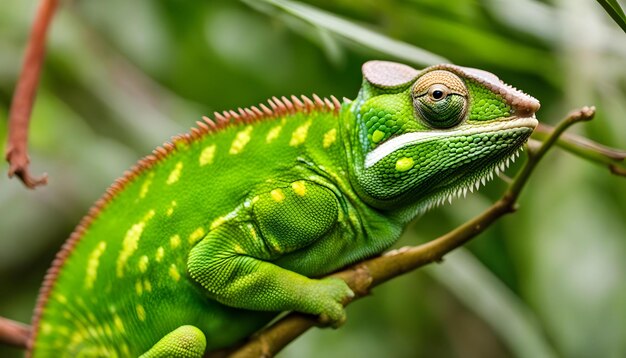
[27,60,539,357]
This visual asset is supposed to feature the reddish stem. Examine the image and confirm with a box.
[5,0,59,189]
[0,317,30,348]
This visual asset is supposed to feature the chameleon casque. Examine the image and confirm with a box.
[28,61,539,357]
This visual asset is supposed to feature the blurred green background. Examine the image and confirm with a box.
[1,0,625,357]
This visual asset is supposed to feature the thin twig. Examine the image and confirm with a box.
[217,106,597,358]
[532,120,626,178]
[5,0,59,189]
[610,164,626,177]
[0,317,31,348]
[506,106,595,199]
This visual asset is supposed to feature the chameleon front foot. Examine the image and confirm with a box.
[310,277,354,328]
[140,325,206,358]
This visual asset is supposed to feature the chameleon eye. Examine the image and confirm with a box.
[428,85,448,101]
[414,90,467,128]
[412,71,469,129]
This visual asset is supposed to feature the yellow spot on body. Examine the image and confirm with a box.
[135,280,143,296]
[136,305,146,322]
[114,315,125,333]
[87,326,98,339]
[155,246,164,262]
[292,181,307,196]
[249,226,259,242]
[139,173,154,199]
[121,344,130,356]
[96,325,105,338]
[144,279,152,292]
[395,157,414,172]
[166,201,177,216]
[166,162,183,185]
[372,129,385,143]
[85,241,107,289]
[233,244,245,254]
[289,120,312,146]
[169,264,181,282]
[70,332,83,345]
[270,189,285,202]
[210,216,226,230]
[229,126,253,154]
[323,128,337,148]
[138,255,149,273]
[170,234,181,249]
[199,144,216,166]
[117,210,155,277]
[56,294,68,304]
[188,227,205,245]
[266,125,283,143]
[41,323,52,335]
[270,240,283,254]
[252,195,260,204]
[104,324,113,337]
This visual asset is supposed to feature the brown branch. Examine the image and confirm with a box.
[0,317,31,348]
[4,0,59,189]
[215,106,597,358]
[533,121,626,178]
[610,164,626,177]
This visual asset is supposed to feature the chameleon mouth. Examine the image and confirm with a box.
[418,115,537,211]
[364,115,538,168]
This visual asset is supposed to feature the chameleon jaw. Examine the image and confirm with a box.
[418,113,540,212]
[419,145,525,213]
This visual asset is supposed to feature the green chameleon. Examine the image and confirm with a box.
[28,61,539,357]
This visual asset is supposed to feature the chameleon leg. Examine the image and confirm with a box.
[139,325,206,358]
[188,180,354,326]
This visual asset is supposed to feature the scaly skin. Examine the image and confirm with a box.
[29,61,539,357]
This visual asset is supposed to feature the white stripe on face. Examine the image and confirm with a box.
[364,116,537,168]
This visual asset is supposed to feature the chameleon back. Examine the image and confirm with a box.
[29,96,350,356]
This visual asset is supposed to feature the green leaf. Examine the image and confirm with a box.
[245,0,449,66]
[596,0,626,33]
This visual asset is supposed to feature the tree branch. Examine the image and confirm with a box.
[214,106,597,358]
[609,164,626,177]
[0,317,30,349]
[4,0,59,189]
[532,120,626,177]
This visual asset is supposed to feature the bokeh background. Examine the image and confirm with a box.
[1,0,625,357]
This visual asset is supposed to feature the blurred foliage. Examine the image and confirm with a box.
[1,0,625,357]
[596,0,626,33]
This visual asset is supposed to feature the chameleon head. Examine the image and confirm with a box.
[347,61,539,213]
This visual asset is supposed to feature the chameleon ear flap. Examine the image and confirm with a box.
[362,61,419,89]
